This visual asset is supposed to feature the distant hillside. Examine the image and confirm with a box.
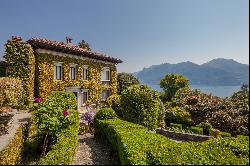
[133,58,249,86]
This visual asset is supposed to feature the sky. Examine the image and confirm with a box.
[0,0,249,73]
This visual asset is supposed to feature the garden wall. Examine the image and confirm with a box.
[155,128,213,142]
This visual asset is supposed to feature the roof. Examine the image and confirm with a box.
[27,38,122,64]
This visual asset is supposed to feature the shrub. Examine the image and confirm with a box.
[165,106,192,127]
[38,115,79,165]
[107,94,122,117]
[44,91,77,110]
[190,126,203,135]
[170,123,183,130]
[210,128,221,138]
[120,84,160,129]
[197,122,212,135]
[0,124,26,165]
[0,77,24,111]
[172,87,249,136]
[221,132,231,138]
[94,118,249,165]
[95,108,117,121]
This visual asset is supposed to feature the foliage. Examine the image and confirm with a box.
[221,132,231,138]
[197,122,212,135]
[117,72,140,94]
[95,108,117,121]
[78,40,91,51]
[157,99,165,127]
[173,87,249,136]
[36,53,117,102]
[4,36,35,108]
[120,84,160,129]
[165,106,192,127]
[38,116,79,165]
[210,128,221,138]
[0,77,24,111]
[160,74,189,101]
[94,118,249,165]
[169,123,182,130]
[0,61,7,77]
[0,124,26,165]
[190,126,203,135]
[107,94,122,117]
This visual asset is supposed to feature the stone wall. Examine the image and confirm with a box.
[155,128,213,142]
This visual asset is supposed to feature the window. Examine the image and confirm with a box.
[101,68,110,81]
[70,64,76,80]
[83,65,88,80]
[81,90,88,105]
[54,62,63,80]
[102,90,111,100]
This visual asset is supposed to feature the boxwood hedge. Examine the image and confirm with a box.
[94,119,249,165]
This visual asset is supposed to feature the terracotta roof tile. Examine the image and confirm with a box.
[27,38,122,64]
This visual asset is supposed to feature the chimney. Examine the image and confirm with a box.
[66,36,72,44]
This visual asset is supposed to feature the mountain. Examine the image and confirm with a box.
[133,58,249,86]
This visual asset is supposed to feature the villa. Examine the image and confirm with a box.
[2,36,122,112]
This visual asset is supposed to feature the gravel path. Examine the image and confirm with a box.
[72,133,118,165]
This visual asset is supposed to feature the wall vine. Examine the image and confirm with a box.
[37,53,117,102]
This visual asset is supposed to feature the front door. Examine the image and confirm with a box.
[64,86,81,112]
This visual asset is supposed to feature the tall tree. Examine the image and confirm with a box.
[78,40,91,51]
[117,72,140,94]
[160,74,189,101]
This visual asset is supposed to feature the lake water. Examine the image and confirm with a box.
[146,83,241,98]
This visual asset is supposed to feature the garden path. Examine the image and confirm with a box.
[72,133,118,165]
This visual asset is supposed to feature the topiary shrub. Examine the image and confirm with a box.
[0,77,24,111]
[165,106,192,127]
[4,36,35,109]
[190,126,203,135]
[95,108,117,121]
[120,84,160,129]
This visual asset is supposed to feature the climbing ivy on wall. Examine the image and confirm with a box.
[37,53,117,102]
[4,37,35,109]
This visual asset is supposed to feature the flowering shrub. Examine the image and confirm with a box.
[172,87,249,136]
[81,111,96,125]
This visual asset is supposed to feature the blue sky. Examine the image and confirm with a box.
[0,0,249,72]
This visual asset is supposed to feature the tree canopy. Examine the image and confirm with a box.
[117,72,140,94]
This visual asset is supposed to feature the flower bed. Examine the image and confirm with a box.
[94,118,249,165]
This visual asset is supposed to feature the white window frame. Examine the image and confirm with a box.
[54,62,63,80]
[101,67,110,81]
[83,65,89,80]
[70,63,77,80]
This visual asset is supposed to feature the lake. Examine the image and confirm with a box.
[146,83,241,98]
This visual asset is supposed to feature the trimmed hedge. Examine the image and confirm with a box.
[190,126,203,135]
[0,124,26,165]
[95,119,249,165]
[38,113,80,165]
[0,77,24,111]
[170,123,183,130]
